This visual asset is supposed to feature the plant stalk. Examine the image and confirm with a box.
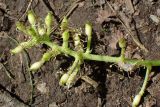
[43,41,160,67]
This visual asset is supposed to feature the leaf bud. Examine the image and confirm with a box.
[28,10,36,25]
[118,38,126,48]
[85,23,92,37]
[62,30,69,41]
[45,12,53,28]
[66,71,77,87]
[59,73,69,86]
[11,45,23,54]
[30,60,44,71]
[38,27,46,36]
[16,22,26,32]
[60,17,68,31]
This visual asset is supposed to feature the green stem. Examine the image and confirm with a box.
[83,53,121,62]
[139,66,151,95]
[86,36,91,53]
[43,41,160,67]
[132,66,152,107]
[68,58,79,75]
[85,23,92,54]
[46,27,51,36]
[120,48,125,62]
[62,30,69,49]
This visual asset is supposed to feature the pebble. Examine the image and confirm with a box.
[157,9,160,16]
[36,81,49,94]
[150,15,160,24]
[49,102,58,107]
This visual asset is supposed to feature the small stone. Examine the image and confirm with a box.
[150,15,160,24]
[49,102,58,107]
[157,9,160,16]
[36,81,49,94]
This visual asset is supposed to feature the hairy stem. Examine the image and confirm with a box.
[43,41,160,67]
[139,66,151,95]
[132,66,151,107]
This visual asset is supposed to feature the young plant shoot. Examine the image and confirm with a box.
[11,11,160,107]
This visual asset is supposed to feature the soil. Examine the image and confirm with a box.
[0,0,160,107]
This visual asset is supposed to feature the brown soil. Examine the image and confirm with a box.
[0,0,160,107]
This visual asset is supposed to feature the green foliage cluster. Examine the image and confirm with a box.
[11,11,160,107]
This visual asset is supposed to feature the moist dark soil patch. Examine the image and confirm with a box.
[0,0,160,107]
